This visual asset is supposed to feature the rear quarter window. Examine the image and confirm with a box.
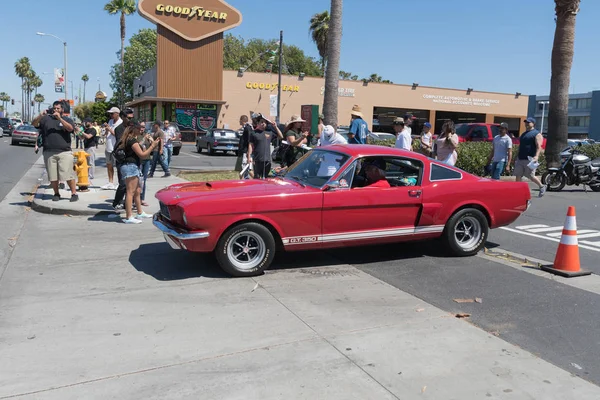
[430,164,462,181]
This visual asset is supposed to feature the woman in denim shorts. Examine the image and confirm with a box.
[115,123,160,224]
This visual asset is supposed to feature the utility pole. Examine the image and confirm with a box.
[276,30,283,125]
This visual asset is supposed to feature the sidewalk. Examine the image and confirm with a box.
[31,144,186,216]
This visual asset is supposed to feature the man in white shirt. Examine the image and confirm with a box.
[319,125,348,146]
[404,113,415,136]
[393,117,412,151]
[102,107,122,189]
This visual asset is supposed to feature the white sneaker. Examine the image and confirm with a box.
[101,183,115,190]
[135,212,153,219]
[123,217,142,224]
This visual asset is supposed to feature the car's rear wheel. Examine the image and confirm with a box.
[208,144,215,155]
[443,208,488,256]
[215,222,276,277]
[196,142,202,153]
[11,139,18,146]
[172,147,180,156]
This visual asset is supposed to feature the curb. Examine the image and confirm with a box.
[31,185,117,217]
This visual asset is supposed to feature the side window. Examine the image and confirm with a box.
[491,125,500,137]
[384,158,422,186]
[430,164,462,181]
[337,161,357,189]
[470,126,488,139]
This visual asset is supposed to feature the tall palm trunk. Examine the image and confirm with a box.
[546,0,580,168]
[120,12,126,109]
[83,81,87,103]
[20,78,24,120]
[322,0,343,126]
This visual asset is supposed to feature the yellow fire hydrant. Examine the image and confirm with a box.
[73,150,90,191]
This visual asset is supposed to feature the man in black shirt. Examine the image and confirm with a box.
[36,101,78,202]
[82,118,97,180]
[248,115,283,179]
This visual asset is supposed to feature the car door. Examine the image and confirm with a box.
[321,156,424,248]
[201,131,212,149]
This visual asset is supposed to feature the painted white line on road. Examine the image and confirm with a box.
[515,224,550,230]
[499,227,600,253]
[581,240,600,247]
[576,233,600,240]
[527,226,566,233]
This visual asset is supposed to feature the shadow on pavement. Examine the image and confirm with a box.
[129,242,229,280]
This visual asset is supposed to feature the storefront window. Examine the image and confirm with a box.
[372,107,430,134]
[435,111,486,134]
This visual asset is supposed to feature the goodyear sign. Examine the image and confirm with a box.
[246,82,299,92]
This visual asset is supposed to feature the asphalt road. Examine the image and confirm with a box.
[171,143,237,171]
[0,134,41,202]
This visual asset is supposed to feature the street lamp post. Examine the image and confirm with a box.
[36,32,68,101]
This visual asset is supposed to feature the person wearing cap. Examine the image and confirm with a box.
[102,107,122,189]
[514,117,546,197]
[420,122,433,156]
[283,115,309,166]
[486,122,512,180]
[319,125,347,146]
[81,118,97,180]
[404,113,415,137]
[349,105,369,144]
[393,117,412,151]
[248,115,283,179]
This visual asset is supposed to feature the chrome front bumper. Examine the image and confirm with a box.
[153,214,210,250]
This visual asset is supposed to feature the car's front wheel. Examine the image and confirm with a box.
[443,208,488,256]
[215,222,276,277]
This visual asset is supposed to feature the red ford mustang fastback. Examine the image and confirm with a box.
[154,145,531,277]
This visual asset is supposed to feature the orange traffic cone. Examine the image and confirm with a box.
[541,206,591,277]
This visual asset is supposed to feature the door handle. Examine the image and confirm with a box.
[408,190,422,198]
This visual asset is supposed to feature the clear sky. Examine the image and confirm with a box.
[1,0,599,115]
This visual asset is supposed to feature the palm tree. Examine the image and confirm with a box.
[81,74,89,103]
[309,11,330,76]
[322,0,343,126]
[0,92,9,112]
[34,93,45,113]
[14,57,31,120]
[104,0,136,108]
[546,0,581,168]
[29,74,42,118]
[368,73,383,83]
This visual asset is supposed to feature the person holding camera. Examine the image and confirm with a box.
[34,101,78,202]
[114,123,160,224]
[283,115,309,167]
[434,120,459,166]
[247,114,283,179]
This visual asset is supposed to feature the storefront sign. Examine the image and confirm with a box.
[174,103,217,131]
[321,86,355,97]
[422,94,500,107]
[138,0,242,42]
[246,82,299,92]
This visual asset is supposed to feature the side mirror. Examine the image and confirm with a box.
[323,181,341,191]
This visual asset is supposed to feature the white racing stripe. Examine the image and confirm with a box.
[500,227,600,253]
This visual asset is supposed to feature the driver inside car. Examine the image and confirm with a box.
[355,159,390,188]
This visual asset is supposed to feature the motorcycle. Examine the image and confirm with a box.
[542,145,600,192]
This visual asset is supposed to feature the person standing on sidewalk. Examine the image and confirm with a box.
[486,122,512,180]
[102,107,122,190]
[393,117,412,151]
[434,120,459,166]
[348,105,368,144]
[235,115,252,173]
[163,120,175,167]
[514,117,546,197]
[137,122,152,206]
[36,101,79,202]
[148,121,170,178]
[82,118,97,180]
[419,122,433,157]
[112,109,134,210]
[115,123,160,224]
[248,115,283,179]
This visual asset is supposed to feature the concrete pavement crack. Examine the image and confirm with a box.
[250,275,403,400]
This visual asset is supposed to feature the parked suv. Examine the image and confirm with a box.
[0,118,14,136]
[455,123,547,149]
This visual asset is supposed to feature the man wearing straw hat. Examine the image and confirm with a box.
[348,105,369,144]
[283,115,309,166]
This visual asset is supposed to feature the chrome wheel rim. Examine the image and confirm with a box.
[454,216,482,250]
[546,173,563,190]
[227,231,266,270]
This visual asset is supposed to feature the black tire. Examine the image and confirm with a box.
[196,142,202,153]
[545,171,566,192]
[208,144,215,155]
[443,208,489,256]
[11,139,18,146]
[172,147,180,156]
[215,222,276,277]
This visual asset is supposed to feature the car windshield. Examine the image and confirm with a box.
[284,149,350,188]
[213,130,236,138]
[19,125,37,132]
[455,124,470,137]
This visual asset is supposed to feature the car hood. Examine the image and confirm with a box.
[156,178,317,206]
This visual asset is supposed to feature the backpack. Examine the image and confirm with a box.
[112,146,127,165]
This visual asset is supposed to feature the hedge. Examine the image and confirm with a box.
[367,137,600,177]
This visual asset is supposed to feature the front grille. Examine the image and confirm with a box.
[159,202,171,220]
